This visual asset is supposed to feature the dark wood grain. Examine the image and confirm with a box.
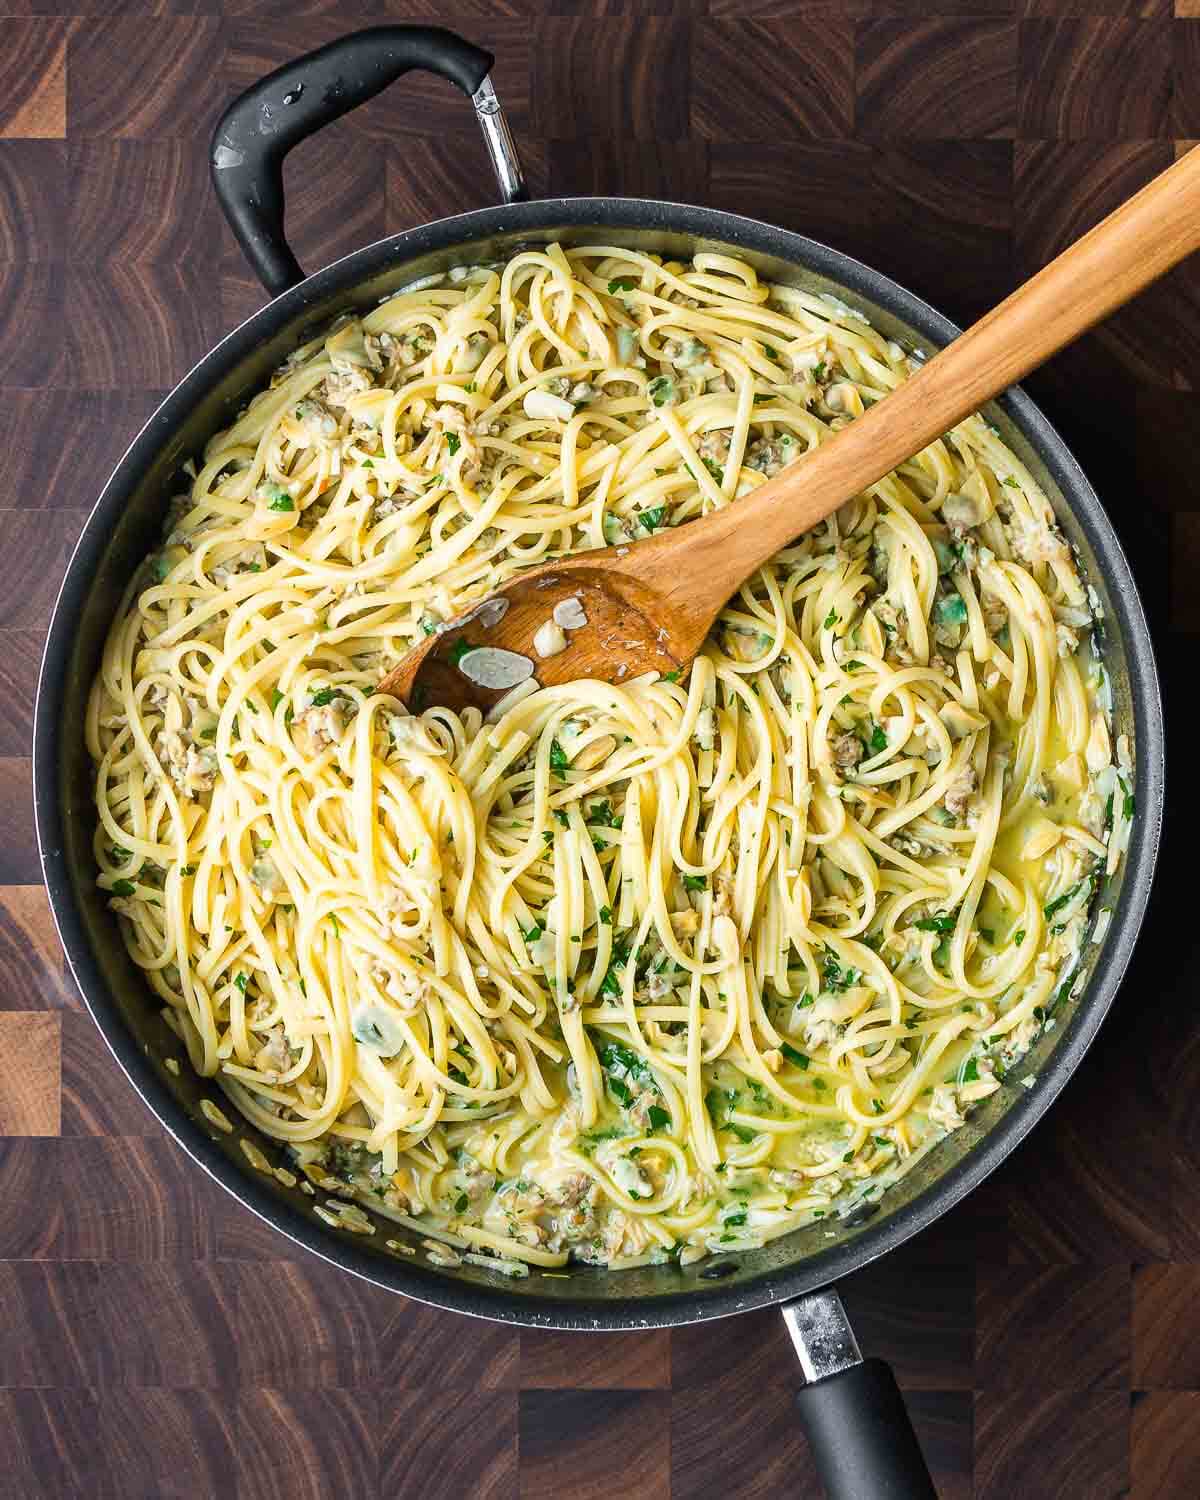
[54,1136,220,1261]
[520,1329,671,1389]
[974,1389,1130,1499]
[0,1010,60,1135]
[0,886,74,1012]
[0,512,85,629]
[234,1260,389,1388]
[707,142,873,259]
[0,1262,98,1387]
[0,263,65,386]
[692,20,854,140]
[0,761,39,885]
[69,141,218,264]
[0,21,67,140]
[840,1259,974,1390]
[96,1389,237,1500]
[237,1389,378,1500]
[1132,1264,1200,1388]
[376,1296,520,1389]
[521,1390,671,1500]
[65,263,226,388]
[532,17,690,140]
[976,1264,1132,1389]
[0,143,65,262]
[1173,21,1200,135]
[1130,1390,1200,1499]
[0,390,170,511]
[857,19,1018,139]
[1,9,1198,1497]
[671,1377,820,1500]
[1000,1022,1174,1262]
[0,1391,102,1500]
[382,1391,517,1500]
[0,633,41,757]
[0,1141,63,1257]
[67,17,224,140]
[1017,18,1173,137]
[93,1262,240,1388]
[671,1306,793,1393]
[873,141,1014,325]
[61,1012,169,1136]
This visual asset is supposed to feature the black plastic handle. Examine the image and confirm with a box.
[210,26,495,298]
[794,1359,938,1500]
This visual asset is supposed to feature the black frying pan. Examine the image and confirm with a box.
[33,27,1166,1499]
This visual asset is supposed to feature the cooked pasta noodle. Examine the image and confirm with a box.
[88,245,1133,1274]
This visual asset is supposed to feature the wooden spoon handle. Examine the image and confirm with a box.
[635,145,1200,611]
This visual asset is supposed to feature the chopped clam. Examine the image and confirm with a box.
[552,595,588,631]
[458,647,536,689]
[1085,713,1111,773]
[570,734,616,770]
[1023,815,1062,861]
[523,389,575,423]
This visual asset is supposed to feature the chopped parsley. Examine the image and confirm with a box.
[445,433,460,456]
[599,940,632,996]
[780,1042,810,1070]
[447,637,474,667]
[913,911,956,934]
[1044,877,1090,921]
[822,947,860,992]
[647,377,674,408]
[234,973,249,994]
[599,1040,656,1108]
[682,873,707,892]
[549,739,569,776]
[110,879,136,897]
[608,277,637,294]
[598,905,613,925]
[705,1086,754,1143]
[590,800,622,829]
[639,504,667,531]
[309,687,337,706]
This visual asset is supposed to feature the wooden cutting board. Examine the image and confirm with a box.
[0,7,1196,1497]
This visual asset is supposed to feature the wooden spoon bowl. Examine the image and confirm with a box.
[390,552,686,714]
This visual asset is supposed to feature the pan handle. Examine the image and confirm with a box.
[209,25,527,299]
[783,1289,938,1500]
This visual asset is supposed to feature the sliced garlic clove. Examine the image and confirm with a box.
[532,619,568,658]
[523,389,575,422]
[457,647,536,689]
[552,594,588,631]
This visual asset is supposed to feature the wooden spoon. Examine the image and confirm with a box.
[380,147,1200,714]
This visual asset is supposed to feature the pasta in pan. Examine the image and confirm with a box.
[89,245,1132,1276]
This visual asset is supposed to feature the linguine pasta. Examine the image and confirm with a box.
[88,245,1133,1275]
